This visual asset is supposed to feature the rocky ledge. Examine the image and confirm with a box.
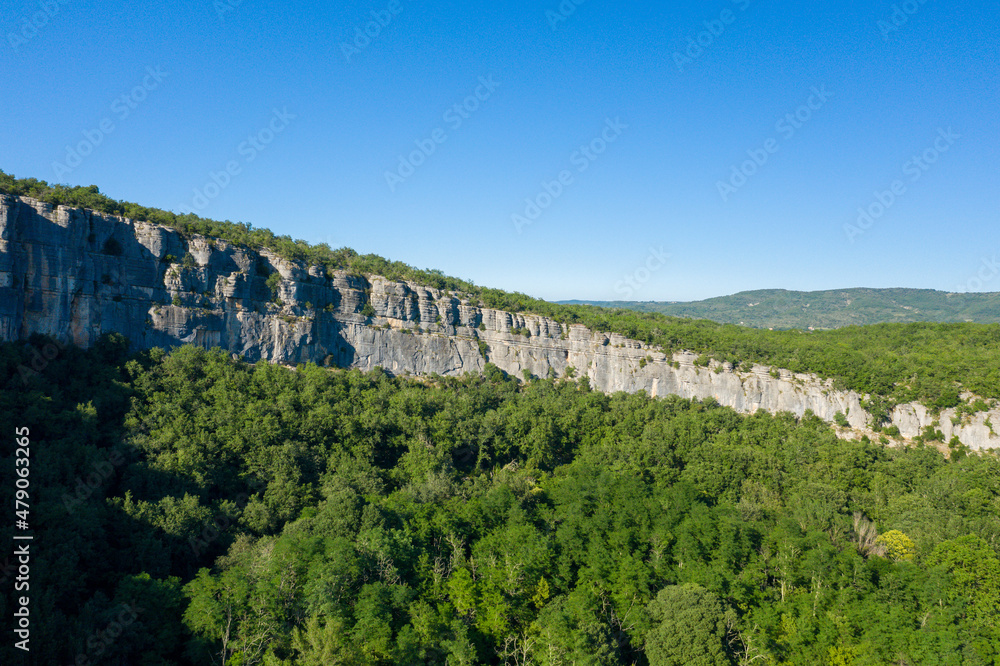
[2,194,998,450]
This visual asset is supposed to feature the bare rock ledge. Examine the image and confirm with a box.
[2,194,998,450]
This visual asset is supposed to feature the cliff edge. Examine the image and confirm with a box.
[2,194,998,450]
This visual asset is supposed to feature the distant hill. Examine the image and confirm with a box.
[562,288,1000,329]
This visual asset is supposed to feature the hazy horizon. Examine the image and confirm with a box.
[560,285,1000,305]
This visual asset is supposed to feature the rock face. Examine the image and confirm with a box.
[3,194,999,450]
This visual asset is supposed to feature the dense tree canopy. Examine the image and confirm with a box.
[1,335,999,664]
[645,584,732,666]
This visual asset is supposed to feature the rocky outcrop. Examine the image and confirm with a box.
[3,194,999,450]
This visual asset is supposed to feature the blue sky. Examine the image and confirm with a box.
[2,0,998,301]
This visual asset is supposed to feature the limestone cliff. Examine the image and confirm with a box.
[2,194,998,450]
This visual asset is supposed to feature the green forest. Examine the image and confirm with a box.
[2,335,999,664]
[3,170,1000,415]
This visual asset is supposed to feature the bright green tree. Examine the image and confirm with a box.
[645,584,733,666]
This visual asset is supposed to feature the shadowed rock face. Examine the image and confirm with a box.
[3,193,999,450]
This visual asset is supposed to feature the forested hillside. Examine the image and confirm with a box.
[2,336,999,664]
[565,288,1000,330]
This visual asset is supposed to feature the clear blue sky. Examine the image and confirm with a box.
[2,0,998,301]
